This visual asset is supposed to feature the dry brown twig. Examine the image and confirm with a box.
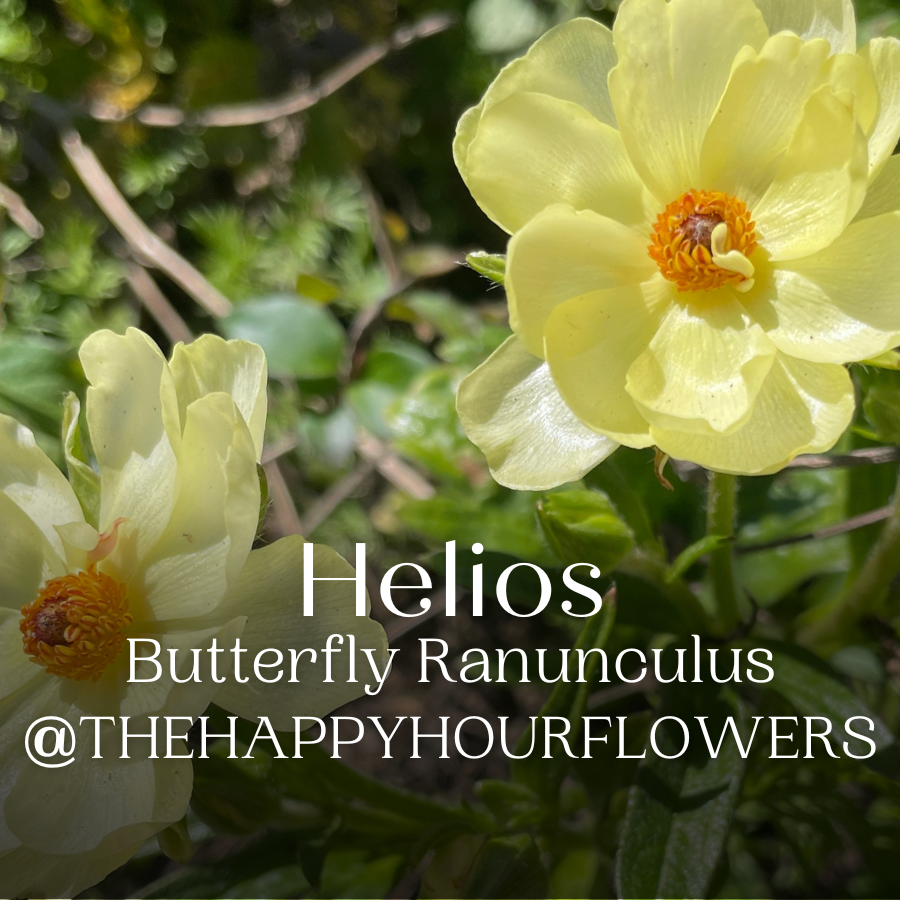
[61,130,232,318]
[0,182,44,239]
[124,263,194,345]
[93,13,457,129]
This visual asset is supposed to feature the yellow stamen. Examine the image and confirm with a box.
[649,189,757,293]
[20,567,132,682]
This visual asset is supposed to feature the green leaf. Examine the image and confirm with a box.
[462,834,548,899]
[666,534,732,582]
[512,592,616,801]
[222,294,345,380]
[466,251,506,284]
[862,381,900,444]
[736,639,899,775]
[616,681,748,900]
[61,392,100,528]
[537,489,635,572]
[320,850,405,900]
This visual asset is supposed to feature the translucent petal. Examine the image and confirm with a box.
[456,336,617,490]
[609,0,768,203]
[753,85,869,260]
[169,335,268,460]
[747,210,900,362]
[464,92,651,234]
[214,536,390,731]
[651,354,854,474]
[753,0,856,54]
[859,38,900,178]
[626,295,776,434]
[855,153,900,220]
[701,35,832,207]
[543,279,673,446]
[506,205,656,356]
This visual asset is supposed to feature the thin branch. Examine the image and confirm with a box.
[264,459,304,537]
[357,429,435,500]
[785,446,900,469]
[386,590,448,642]
[97,14,457,129]
[125,263,194,345]
[60,130,232,318]
[260,434,300,466]
[738,504,893,554]
[0,182,44,239]
[300,457,377,536]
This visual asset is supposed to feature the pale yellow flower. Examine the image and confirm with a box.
[455,0,900,484]
[0,329,387,898]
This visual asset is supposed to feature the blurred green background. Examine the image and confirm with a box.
[5,0,900,897]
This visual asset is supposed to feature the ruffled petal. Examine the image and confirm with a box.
[609,0,768,203]
[747,210,900,363]
[753,0,856,54]
[700,34,832,208]
[132,393,259,621]
[0,608,43,703]
[626,295,776,434]
[456,336,617,490]
[169,335,268,461]
[0,414,83,558]
[855,153,900,220]
[463,92,652,234]
[651,354,854,474]
[753,85,869,260]
[0,828,149,900]
[859,37,900,178]
[0,490,62,613]
[81,329,179,562]
[213,536,390,731]
[543,279,673,446]
[506,205,656,356]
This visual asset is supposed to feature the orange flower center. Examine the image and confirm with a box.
[20,567,132,682]
[649,189,758,292]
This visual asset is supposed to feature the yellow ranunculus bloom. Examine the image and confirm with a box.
[0,328,387,898]
[455,0,900,485]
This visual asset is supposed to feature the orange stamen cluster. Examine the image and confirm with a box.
[649,189,757,292]
[20,567,132,682]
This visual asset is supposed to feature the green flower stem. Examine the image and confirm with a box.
[802,480,900,646]
[707,471,740,634]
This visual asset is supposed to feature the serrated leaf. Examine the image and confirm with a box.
[466,251,506,284]
[537,489,634,571]
[616,680,747,900]
[735,639,899,775]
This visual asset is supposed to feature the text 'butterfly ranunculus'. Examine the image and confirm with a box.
[455,0,900,486]
[0,328,387,898]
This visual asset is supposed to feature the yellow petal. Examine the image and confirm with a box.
[506,205,656,356]
[0,830,150,900]
[0,490,61,613]
[464,92,651,234]
[135,393,260,620]
[626,295,776,434]
[456,336,617,490]
[0,414,83,559]
[609,0,768,203]
[701,34,832,207]
[81,328,180,562]
[753,0,856,54]
[855,153,900,220]
[749,210,900,363]
[753,85,868,260]
[169,334,268,461]
[543,279,673,446]
[651,354,854,474]
[0,607,43,702]
[214,536,390,731]
[859,37,900,179]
